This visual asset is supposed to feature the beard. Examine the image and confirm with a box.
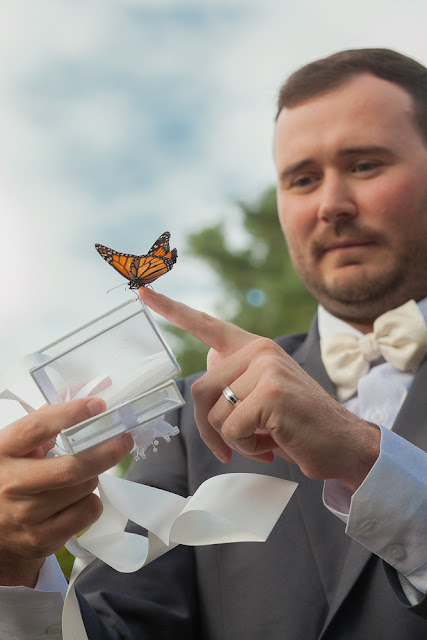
[289,221,421,319]
[301,261,407,304]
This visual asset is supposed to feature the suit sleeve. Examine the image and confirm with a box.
[324,425,427,618]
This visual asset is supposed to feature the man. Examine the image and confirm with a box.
[1,47,427,638]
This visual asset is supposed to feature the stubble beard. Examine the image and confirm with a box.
[290,228,415,321]
[304,263,407,308]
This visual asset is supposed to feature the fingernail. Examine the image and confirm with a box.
[86,398,106,418]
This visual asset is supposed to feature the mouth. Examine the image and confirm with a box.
[323,240,376,254]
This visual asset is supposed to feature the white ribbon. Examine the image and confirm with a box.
[0,354,298,640]
[61,471,296,640]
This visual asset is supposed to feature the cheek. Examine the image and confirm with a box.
[362,173,425,227]
[278,198,314,253]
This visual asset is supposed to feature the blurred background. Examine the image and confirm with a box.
[2,0,427,377]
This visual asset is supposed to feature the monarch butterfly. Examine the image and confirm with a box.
[95,232,177,289]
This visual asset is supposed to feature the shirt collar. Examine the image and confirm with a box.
[318,297,427,340]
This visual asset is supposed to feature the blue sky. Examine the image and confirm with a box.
[1,0,427,373]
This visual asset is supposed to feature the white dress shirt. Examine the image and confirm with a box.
[1,301,427,636]
[320,299,427,602]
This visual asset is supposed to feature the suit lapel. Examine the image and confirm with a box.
[288,319,373,633]
[292,315,337,397]
[390,355,427,452]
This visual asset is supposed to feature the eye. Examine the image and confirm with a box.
[352,160,382,174]
[290,174,319,190]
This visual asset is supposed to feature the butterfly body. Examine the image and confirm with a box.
[95,232,177,289]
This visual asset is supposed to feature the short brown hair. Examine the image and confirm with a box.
[277,48,427,145]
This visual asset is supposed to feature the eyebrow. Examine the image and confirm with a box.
[278,158,314,182]
[337,145,391,156]
[278,145,391,182]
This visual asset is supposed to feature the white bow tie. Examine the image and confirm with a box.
[320,300,427,401]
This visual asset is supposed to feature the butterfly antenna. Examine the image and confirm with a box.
[106,282,127,293]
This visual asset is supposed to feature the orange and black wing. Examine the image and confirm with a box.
[95,232,177,289]
[130,254,173,285]
[147,231,178,264]
[95,244,139,281]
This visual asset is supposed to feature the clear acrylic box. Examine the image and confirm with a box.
[29,298,184,454]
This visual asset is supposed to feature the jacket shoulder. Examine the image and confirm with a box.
[274,332,309,356]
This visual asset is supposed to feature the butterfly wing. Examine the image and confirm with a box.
[95,244,138,281]
[147,231,178,264]
[130,254,173,285]
[95,232,177,289]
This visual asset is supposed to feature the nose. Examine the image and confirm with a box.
[317,173,358,223]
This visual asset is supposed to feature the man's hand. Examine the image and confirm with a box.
[140,288,380,493]
[0,398,134,587]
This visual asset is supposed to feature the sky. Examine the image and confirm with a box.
[1,0,427,377]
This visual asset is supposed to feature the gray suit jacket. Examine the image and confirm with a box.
[76,318,427,639]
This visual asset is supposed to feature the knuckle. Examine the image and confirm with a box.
[85,476,99,494]
[0,478,20,499]
[18,411,44,441]
[222,417,242,441]
[237,437,256,455]
[191,376,205,399]
[207,407,221,430]
[250,336,278,355]
[53,457,76,486]
[257,380,284,411]
[248,339,284,369]
[81,493,103,526]
[13,500,35,525]
[264,376,285,398]
[75,476,99,499]
[24,526,52,557]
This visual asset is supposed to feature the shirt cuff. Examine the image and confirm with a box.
[0,588,63,639]
[36,553,69,600]
[0,556,66,639]
[324,425,427,593]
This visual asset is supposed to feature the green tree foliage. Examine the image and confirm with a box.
[165,186,317,377]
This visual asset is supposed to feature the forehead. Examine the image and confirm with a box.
[273,73,420,163]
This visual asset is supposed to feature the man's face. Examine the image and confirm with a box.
[273,73,427,327]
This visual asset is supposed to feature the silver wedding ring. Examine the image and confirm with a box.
[222,385,240,407]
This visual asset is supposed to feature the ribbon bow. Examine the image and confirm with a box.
[320,300,427,401]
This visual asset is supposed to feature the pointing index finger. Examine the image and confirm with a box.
[139,288,255,357]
